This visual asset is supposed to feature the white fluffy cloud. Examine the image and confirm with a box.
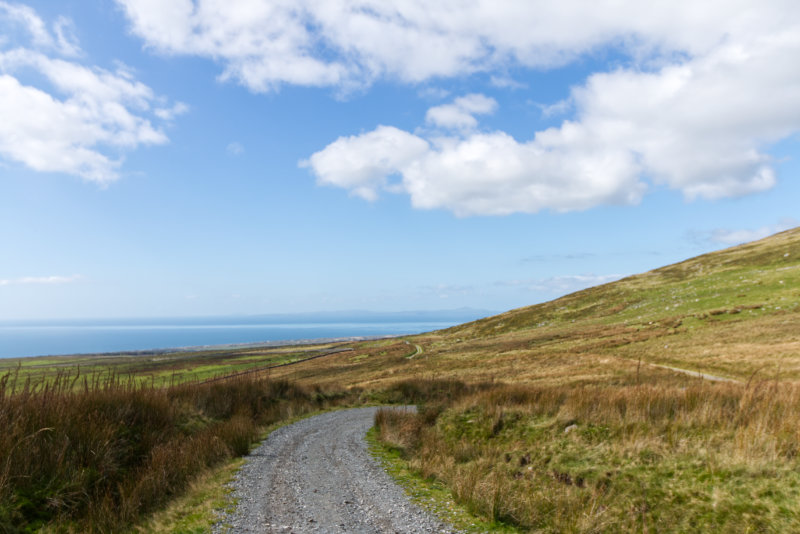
[301,125,429,201]
[562,30,800,200]
[117,1,800,214]
[305,21,800,215]
[0,3,184,183]
[304,94,643,215]
[425,93,497,131]
[115,0,794,91]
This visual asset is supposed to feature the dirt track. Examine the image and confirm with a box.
[214,407,458,533]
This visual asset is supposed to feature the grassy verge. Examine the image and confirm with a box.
[375,380,800,533]
[0,370,356,533]
[139,381,483,533]
[367,426,517,533]
[132,457,245,534]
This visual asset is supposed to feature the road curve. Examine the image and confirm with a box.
[214,407,458,533]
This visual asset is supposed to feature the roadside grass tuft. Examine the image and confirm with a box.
[367,425,518,533]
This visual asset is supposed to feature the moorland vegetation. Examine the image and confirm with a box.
[2,227,799,532]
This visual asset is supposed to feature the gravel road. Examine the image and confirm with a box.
[213,407,459,533]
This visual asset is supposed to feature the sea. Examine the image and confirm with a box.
[0,311,485,359]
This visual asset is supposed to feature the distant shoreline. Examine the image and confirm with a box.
[0,311,493,360]
[23,334,396,361]
[0,321,448,360]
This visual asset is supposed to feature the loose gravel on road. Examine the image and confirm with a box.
[213,407,460,533]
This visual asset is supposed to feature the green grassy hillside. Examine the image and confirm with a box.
[454,225,798,345]
[428,226,800,383]
[270,227,799,391]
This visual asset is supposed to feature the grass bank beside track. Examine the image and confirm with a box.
[375,378,800,532]
[255,229,800,531]
[0,370,357,533]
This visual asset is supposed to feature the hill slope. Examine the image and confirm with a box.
[438,226,800,377]
[456,225,798,338]
[359,228,800,533]
[273,226,800,388]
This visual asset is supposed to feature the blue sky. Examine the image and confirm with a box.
[1,0,799,320]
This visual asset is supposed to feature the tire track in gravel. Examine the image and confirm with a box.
[214,407,459,533]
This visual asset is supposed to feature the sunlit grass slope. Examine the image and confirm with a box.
[377,378,800,532]
[443,225,800,379]
[272,226,800,388]
[363,227,800,533]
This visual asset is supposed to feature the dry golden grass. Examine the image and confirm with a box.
[377,378,800,532]
[178,226,800,531]
[0,371,356,532]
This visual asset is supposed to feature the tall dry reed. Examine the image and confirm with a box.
[376,379,800,532]
[0,369,349,532]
